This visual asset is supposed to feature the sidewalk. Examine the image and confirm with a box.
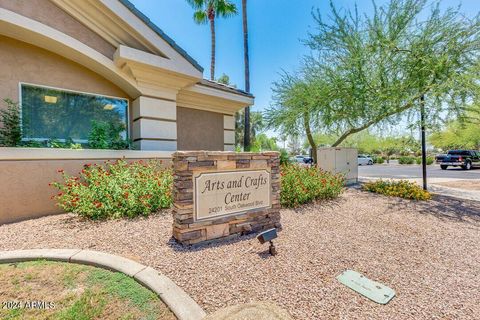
[358,176,480,202]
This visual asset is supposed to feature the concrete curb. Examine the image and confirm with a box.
[0,249,206,320]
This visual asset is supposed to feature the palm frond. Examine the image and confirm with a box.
[193,10,208,24]
[215,0,238,17]
[186,0,206,10]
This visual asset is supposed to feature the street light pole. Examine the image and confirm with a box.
[420,94,427,191]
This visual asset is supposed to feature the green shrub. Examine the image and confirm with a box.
[375,156,385,164]
[280,164,344,207]
[279,149,291,165]
[362,179,431,200]
[51,160,173,219]
[0,99,21,147]
[415,157,434,165]
[88,120,130,150]
[398,156,415,165]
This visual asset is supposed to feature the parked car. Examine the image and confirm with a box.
[358,154,373,166]
[303,156,314,164]
[436,150,480,170]
[291,155,306,164]
[290,155,314,166]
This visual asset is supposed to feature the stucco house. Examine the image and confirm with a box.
[0,0,253,223]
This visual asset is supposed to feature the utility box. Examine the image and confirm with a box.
[317,148,358,185]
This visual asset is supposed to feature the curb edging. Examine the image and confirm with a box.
[0,249,206,320]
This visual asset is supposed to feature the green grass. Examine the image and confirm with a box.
[56,289,106,320]
[0,261,175,320]
[86,268,159,316]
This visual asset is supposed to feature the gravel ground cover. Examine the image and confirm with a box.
[0,189,479,319]
[434,179,480,191]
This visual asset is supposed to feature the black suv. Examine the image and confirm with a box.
[436,150,480,170]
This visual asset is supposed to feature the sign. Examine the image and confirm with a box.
[194,170,271,221]
[337,270,395,304]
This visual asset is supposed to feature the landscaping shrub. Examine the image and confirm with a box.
[375,156,385,164]
[279,149,291,165]
[398,156,415,164]
[415,157,434,165]
[51,160,173,219]
[0,99,21,147]
[88,120,131,150]
[280,164,345,207]
[362,179,431,200]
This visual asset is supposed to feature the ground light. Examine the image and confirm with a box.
[257,228,278,256]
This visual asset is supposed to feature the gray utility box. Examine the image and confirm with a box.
[317,148,358,185]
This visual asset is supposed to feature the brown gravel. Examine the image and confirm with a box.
[1,189,479,320]
[434,179,480,191]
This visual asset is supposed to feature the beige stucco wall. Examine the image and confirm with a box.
[176,107,224,151]
[0,149,172,225]
[0,35,129,103]
[0,0,116,58]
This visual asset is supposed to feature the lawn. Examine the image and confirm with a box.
[0,189,479,319]
[0,260,176,320]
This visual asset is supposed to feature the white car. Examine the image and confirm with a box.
[358,154,373,166]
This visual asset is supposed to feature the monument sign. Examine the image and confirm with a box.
[172,151,281,245]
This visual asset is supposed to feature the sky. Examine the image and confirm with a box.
[129,0,479,136]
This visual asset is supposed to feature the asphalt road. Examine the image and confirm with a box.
[358,163,480,180]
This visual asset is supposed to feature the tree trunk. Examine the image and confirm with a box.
[303,112,317,163]
[210,17,215,81]
[242,0,251,151]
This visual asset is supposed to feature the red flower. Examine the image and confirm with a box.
[57,169,64,173]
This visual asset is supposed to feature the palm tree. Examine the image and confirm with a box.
[187,0,237,80]
[242,0,251,151]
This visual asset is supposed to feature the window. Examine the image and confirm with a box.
[20,84,128,143]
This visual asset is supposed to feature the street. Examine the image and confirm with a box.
[359,163,480,180]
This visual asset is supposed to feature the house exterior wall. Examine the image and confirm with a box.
[0,35,129,103]
[0,0,116,58]
[0,0,253,224]
[176,106,224,151]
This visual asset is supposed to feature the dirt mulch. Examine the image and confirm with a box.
[434,179,480,191]
[0,189,479,320]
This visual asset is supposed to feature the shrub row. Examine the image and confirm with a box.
[398,156,434,165]
[362,179,431,200]
[415,157,434,165]
[280,164,345,208]
[51,160,173,219]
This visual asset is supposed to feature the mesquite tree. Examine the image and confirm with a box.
[267,0,480,151]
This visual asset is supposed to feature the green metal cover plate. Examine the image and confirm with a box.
[337,270,395,304]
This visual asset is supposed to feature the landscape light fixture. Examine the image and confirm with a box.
[257,228,278,256]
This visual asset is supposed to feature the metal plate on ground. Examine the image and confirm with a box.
[337,270,395,304]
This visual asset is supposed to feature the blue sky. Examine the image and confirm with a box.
[130,0,478,123]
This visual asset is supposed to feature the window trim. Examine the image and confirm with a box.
[18,82,130,144]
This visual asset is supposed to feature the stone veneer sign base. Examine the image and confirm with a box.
[172,151,281,245]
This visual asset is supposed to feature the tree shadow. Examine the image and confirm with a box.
[166,232,258,253]
[390,194,480,225]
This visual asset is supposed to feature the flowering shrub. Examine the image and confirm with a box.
[51,160,173,219]
[280,164,345,208]
[362,179,431,200]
